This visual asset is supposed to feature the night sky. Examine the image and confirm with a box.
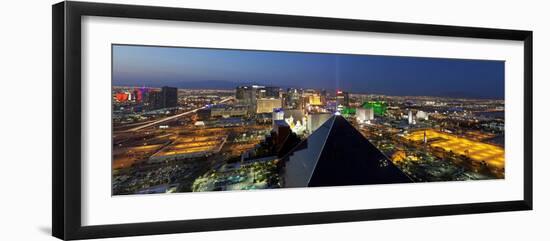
[112,44,504,99]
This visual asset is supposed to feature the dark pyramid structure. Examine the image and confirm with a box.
[280,115,412,187]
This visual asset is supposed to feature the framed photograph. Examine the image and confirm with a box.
[52,1,533,240]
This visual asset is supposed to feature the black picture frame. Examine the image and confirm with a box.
[52,1,533,240]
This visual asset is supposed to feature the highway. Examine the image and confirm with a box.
[127,96,234,132]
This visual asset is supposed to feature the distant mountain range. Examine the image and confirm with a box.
[114,80,293,90]
[171,80,255,89]
[113,80,502,100]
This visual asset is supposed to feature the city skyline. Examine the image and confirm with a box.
[113,45,505,99]
[112,45,505,195]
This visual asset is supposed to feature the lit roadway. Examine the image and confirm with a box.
[127,96,234,132]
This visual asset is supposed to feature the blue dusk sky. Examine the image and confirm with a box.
[112,44,504,99]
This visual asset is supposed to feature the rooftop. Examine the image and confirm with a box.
[280,115,412,187]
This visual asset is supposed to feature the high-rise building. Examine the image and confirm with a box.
[320,90,328,105]
[146,86,178,110]
[356,107,374,123]
[367,108,375,120]
[272,108,285,129]
[256,98,282,114]
[408,110,415,125]
[235,86,257,105]
[336,90,350,107]
[161,86,178,108]
[284,88,302,109]
[139,87,150,104]
[147,91,163,110]
[132,89,142,102]
[263,86,281,99]
[301,89,323,108]
[236,85,281,107]
[416,110,429,121]
[307,95,322,106]
[235,86,246,100]
[307,112,332,133]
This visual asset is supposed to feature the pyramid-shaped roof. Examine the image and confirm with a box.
[281,115,412,187]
